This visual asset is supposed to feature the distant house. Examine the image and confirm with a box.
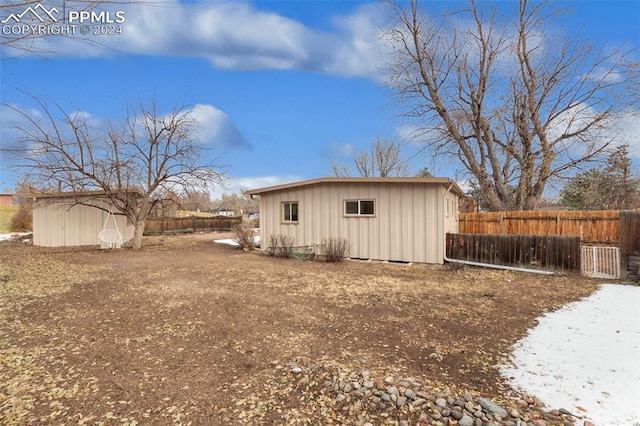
[31,191,135,247]
[246,177,464,264]
[0,194,15,206]
[211,208,236,217]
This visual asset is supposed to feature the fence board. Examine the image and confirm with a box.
[459,210,621,245]
[145,216,241,234]
[619,211,640,280]
[446,233,581,273]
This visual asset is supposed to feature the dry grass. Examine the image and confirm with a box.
[0,250,104,308]
[0,246,106,425]
[0,236,603,425]
[0,205,18,233]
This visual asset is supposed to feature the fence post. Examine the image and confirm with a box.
[620,212,629,280]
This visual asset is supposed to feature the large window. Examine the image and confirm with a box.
[344,199,375,216]
[282,201,298,222]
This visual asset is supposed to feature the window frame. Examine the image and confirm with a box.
[343,199,376,217]
[282,201,299,223]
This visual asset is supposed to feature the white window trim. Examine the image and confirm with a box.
[282,201,299,223]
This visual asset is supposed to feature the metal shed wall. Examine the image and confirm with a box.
[33,198,134,247]
[258,181,459,263]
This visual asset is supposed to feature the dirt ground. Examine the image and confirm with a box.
[0,234,603,425]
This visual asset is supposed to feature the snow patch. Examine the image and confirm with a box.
[214,236,260,247]
[502,284,640,425]
[0,232,31,242]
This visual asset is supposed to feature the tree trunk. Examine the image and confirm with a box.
[131,220,145,250]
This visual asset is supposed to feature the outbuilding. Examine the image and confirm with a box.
[246,177,465,264]
[0,193,15,206]
[32,191,134,247]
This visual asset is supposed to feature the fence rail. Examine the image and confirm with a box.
[459,210,624,245]
[446,233,581,274]
[145,216,242,234]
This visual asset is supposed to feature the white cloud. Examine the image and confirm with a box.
[580,66,624,84]
[395,122,446,148]
[0,1,390,81]
[2,101,247,154]
[325,142,354,159]
[323,3,391,81]
[614,109,640,158]
[188,104,248,149]
[547,103,640,156]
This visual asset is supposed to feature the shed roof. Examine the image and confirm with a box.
[246,177,465,197]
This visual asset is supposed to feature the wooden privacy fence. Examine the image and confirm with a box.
[620,211,640,280]
[456,209,640,279]
[446,233,581,274]
[459,210,620,245]
[145,216,242,234]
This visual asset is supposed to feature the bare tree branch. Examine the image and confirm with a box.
[331,138,411,177]
[385,0,639,210]
[2,94,225,249]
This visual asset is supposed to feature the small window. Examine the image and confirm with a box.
[345,201,359,215]
[282,201,298,222]
[344,199,375,216]
[445,198,451,216]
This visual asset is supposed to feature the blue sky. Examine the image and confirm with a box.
[1,0,639,197]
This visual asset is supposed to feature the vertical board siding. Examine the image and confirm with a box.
[257,182,456,263]
[446,233,581,273]
[34,199,135,247]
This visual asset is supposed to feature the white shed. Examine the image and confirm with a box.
[246,177,464,264]
[32,192,135,247]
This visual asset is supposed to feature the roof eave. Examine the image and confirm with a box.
[246,177,466,197]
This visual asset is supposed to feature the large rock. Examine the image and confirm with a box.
[458,415,475,426]
[476,397,508,418]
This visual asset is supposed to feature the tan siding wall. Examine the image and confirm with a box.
[33,199,134,247]
[258,182,458,263]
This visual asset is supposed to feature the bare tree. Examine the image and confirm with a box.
[179,191,212,212]
[3,96,224,249]
[386,0,639,210]
[211,192,258,215]
[332,138,411,177]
